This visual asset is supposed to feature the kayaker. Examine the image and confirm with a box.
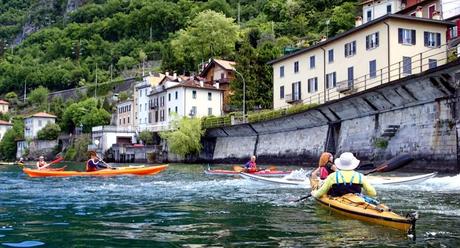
[311,152,337,180]
[244,155,257,173]
[17,157,25,167]
[86,151,111,172]
[312,152,376,198]
[310,152,337,190]
[36,156,51,170]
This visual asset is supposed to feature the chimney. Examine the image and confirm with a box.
[416,6,423,18]
[200,80,204,87]
[432,10,441,20]
[165,71,169,76]
[215,83,220,89]
[173,72,177,80]
[355,16,362,27]
[320,35,327,42]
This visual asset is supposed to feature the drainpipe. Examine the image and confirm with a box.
[320,47,327,103]
[383,21,390,82]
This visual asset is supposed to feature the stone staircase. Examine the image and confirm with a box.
[381,125,400,138]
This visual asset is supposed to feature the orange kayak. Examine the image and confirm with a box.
[23,165,168,177]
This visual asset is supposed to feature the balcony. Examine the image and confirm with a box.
[285,94,302,104]
[337,80,354,93]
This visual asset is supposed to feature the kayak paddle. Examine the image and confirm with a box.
[233,165,244,172]
[294,154,413,202]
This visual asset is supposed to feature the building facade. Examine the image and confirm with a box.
[0,100,9,114]
[117,100,133,128]
[362,0,403,23]
[91,125,136,155]
[134,81,152,131]
[269,14,453,109]
[24,112,57,139]
[199,59,235,112]
[149,76,224,131]
[0,120,12,141]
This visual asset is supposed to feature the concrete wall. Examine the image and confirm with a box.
[204,59,460,172]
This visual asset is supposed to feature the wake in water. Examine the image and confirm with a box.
[383,174,460,192]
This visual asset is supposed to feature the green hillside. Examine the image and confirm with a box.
[0,0,358,109]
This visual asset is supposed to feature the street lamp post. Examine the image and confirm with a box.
[234,70,246,122]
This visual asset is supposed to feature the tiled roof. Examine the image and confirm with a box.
[213,59,236,71]
[0,100,9,104]
[168,77,224,91]
[27,112,57,118]
[0,120,12,125]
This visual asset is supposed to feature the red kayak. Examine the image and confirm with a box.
[204,169,290,177]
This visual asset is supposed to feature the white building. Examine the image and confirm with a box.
[149,75,224,131]
[24,112,57,139]
[91,125,136,155]
[134,80,153,131]
[0,100,9,114]
[0,120,12,141]
[362,0,403,23]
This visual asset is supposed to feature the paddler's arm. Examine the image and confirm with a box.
[362,177,377,197]
[312,173,335,198]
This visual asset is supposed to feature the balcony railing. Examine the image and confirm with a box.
[285,93,302,103]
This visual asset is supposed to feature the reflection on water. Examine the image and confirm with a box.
[0,164,459,247]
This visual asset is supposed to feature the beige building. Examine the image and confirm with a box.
[199,59,235,112]
[0,100,9,114]
[0,120,12,141]
[269,14,454,109]
[117,100,133,128]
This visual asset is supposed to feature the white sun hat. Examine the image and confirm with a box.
[334,152,360,171]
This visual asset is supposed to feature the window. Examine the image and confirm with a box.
[208,92,212,101]
[38,120,42,127]
[307,77,318,93]
[367,10,372,22]
[424,32,441,48]
[119,119,121,125]
[155,111,158,122]
[140,90,142,97]
[326,72,337,89]
[148,113,151,123]
[348,67,354,86]
[398,28,416,45]
[294,61,299,73]
[280,66,285,78]
[310,56,315,69]
[127,117,130,124]
[123,118,125,124]
[280,86,285,99]
[369,60,377,78]
[221,73,224,79]
[168,93,171,101]
[191,106,197,116]
[429,59,437,69]
[292,82,301,101]
[328,49,334,63]
[344,41,356,57]
[403,56,412,74]
[428,5,436,18]
[175,91,178,99]
[192,90,197,99]
[410,12,416,17]
[208,108,212,116]
[387,4,392,13]
[175,106,178,113]
[168,108,171,116]
[366,32,379,50]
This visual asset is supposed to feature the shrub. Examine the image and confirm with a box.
[37,123,61,140]
[28,86,49,111]
[64,148,76,161]
[139,130,154,145]
[160,116,204,156]
[373,138,389,149]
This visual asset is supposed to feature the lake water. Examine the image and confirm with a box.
[1,163,459,247]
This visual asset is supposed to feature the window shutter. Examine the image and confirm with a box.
[344,44,348,56]
[292,83,295,99]
[398,28,403,43]
[424,32,429,46]
[352,41,356,54]
[298,82,301,99]
[366,36,369,49]
[376,32,379,46]
[411,30,416,44]
[315,78,318,92]
[333,72,337,87]
[307,80,311,93]
[436,33,441,47]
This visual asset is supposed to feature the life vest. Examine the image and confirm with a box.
[86,159,97,172]
[319,167,329,180]
[246,161,257,172]
[37,161,47,168]
[328,171,363,197]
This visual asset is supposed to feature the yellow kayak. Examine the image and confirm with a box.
[314,193,417,233]
[23,165,168,177]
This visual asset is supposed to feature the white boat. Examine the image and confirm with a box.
[240,171,438,188]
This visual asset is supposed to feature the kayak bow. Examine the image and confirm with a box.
[23,165,168,177]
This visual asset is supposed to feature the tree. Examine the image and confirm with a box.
[28,86,49,111]
[0,117,24,160]
[139,130,154,145]
[160,116,204,157]
[5,92,18,103]
[37,123,61,140]
[60,98,111,133]
[117,56,137,70]
[170,10,240,72]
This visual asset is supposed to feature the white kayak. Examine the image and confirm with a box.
[240,171,438,187]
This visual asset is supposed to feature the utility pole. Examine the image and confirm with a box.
[95,62,98,98]
[110,64,113,82]
[23,80,27,102]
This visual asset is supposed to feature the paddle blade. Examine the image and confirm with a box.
[233,165,244,172]
[49,156,64,165]
[364,154,413,175]
[267,166,277,171]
